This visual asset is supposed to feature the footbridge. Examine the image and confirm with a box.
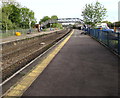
[40,18,84,27]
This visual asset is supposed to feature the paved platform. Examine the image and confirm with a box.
[21,29,119,96]
[4,29,119,97]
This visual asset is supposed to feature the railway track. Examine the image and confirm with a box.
[1,29,71,81]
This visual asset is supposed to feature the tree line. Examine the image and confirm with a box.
[1,0,119,33]
[1,1,37,31]
[1,0,63,32]
[82,1,120,28]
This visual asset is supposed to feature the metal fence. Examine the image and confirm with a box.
[0,28,38,38]
[86,28,120,56]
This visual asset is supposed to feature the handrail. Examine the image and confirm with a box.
[86,28,120,56]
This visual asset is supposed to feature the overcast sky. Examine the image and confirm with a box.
[16,0,120,23]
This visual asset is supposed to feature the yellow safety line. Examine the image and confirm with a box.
[3,30,74,97]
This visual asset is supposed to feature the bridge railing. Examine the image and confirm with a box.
[40,18,83,27]
[86,28,120,56]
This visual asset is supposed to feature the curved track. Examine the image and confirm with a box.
[2,29,71,80]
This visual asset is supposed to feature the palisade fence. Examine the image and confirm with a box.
[0,28,38,38]
[86,28,120,56]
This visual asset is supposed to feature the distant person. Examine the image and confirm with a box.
[38,24,40,32]
[40,27,43,31]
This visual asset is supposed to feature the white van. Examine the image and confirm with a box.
[95,23,110,29]
[95,23,113,31]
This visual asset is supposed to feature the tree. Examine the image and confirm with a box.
[8,4,21,28]
[2,3,13,31]
[2,12,15,30]
[51,15,58,20]
[39,15,63,29]
[0,7,2,30]
[2,0,36,30]
[82,1,107,27]
[39,16,50,28]
[50,15,58,28]
[101,21,113,28]
[2,0,18,30]
[19,7,36,29]
[39,16,50,23]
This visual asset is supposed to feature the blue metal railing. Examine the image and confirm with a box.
[86,28,120,56]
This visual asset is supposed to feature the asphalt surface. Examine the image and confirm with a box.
[22,29,119,96]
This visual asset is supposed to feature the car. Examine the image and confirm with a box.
[95,23,114,32]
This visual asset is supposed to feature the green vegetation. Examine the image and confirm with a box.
[39,15,63,29]
[39,16,50,23]
[82,1,120,28]
[1,0,63,38]
[39,16,50,28]
[1,0,37,31]
[113,21,120,27]
[82,1,107,27]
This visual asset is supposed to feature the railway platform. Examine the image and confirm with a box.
[3,29,120,97]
